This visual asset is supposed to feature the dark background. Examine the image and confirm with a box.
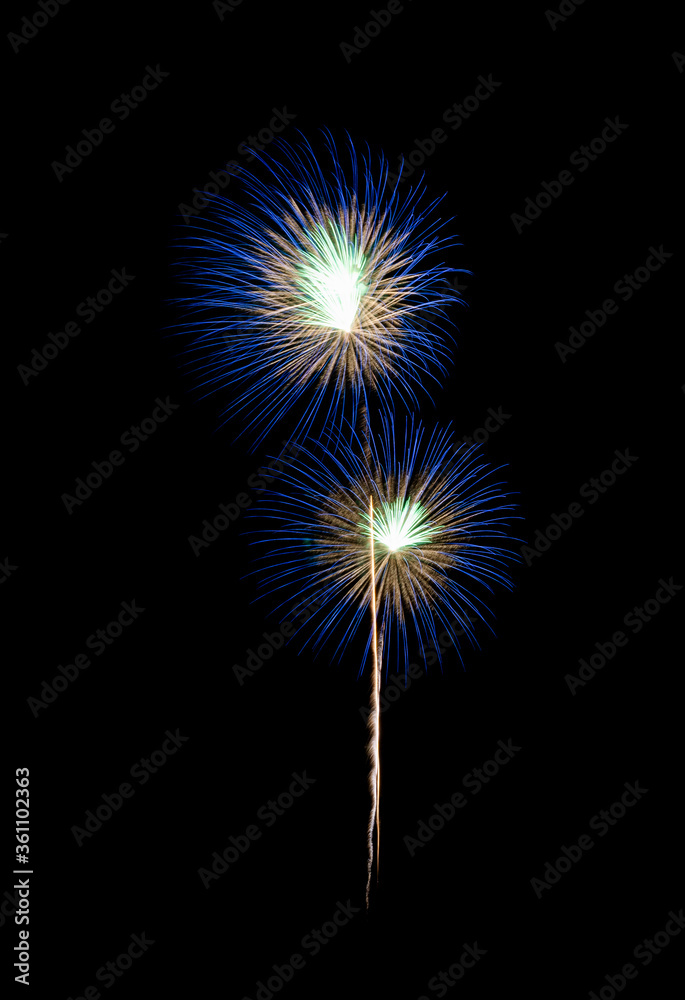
[3,1,683,997]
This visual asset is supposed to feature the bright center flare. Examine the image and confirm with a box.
[363,498,435,552]
[297,223,367,332]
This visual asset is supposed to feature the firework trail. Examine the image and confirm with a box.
[366,495,380,908]
[171,129,467,449]
[247,416,520,901]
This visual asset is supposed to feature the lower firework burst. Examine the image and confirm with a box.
[171,129,466,449]
[249,415,520,674]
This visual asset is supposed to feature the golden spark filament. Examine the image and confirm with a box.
[366,494,381,909]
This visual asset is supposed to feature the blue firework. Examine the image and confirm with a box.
[247,416,520,677]
[171,129,467,449]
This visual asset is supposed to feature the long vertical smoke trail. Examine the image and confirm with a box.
[365,494,380,909]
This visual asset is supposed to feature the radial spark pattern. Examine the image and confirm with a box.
[363,497,436,551]
[172,130,466,448]
[249,417,520,675]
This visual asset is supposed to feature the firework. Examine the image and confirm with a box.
[172,129,466,449]
[171,129,516,908]
[247,416,520,903]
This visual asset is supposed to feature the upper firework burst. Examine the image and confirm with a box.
[173,129,467,449]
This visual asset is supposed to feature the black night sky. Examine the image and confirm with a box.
[4,2,683,998]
